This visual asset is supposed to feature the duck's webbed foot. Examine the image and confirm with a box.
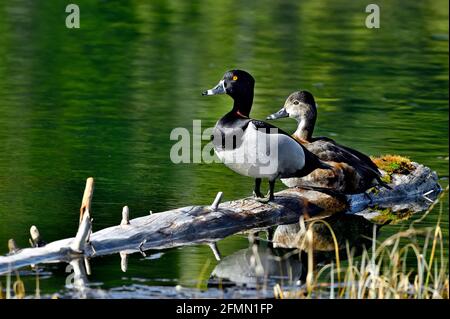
[253,179,276,203]
[253,178,265,199]
[255,197,270,203]
[266,180,275,202]
[253,191,265,199]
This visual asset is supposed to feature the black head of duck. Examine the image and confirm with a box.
[202,70,255,118]
[202,71,333,201]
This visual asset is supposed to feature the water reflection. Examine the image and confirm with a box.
[209,214,376,287]
[209,189,440,288]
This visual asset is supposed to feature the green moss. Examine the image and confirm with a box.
[370,155,415,188]
[371,154,414,175]
[389,162,400,171]
[380,174,392,184]
[370,206,414,225]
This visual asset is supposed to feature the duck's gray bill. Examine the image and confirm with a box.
[202,80,226,96]
[266,108,288,120]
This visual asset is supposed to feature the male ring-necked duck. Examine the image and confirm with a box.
[267,91,389,193]
[202,70,332,201]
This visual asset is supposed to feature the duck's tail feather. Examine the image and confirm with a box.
[318,161,333,170]
[376,177,392,190]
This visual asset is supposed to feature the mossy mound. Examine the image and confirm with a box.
[371,154,415,175]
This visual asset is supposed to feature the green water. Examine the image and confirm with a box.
[0,0,448,297]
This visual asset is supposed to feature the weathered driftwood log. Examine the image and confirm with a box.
[0,162,440,275]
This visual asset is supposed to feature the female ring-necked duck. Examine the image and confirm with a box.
[267,91,389,193]
[202,70,332,201]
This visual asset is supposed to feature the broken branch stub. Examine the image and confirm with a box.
[71,210,92,253]
[211,192,223,211]
[79,177,94,224]
[121,206,130,226]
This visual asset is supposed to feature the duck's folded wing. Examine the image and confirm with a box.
[307,140,381,177]
[338,144,380,173]
[312,136,380,174]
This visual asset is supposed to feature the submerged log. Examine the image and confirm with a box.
[0,162,441,275]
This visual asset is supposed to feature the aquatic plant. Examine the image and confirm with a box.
[274,186,449,299]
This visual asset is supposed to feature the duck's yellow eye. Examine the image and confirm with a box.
[232,75,238,81]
